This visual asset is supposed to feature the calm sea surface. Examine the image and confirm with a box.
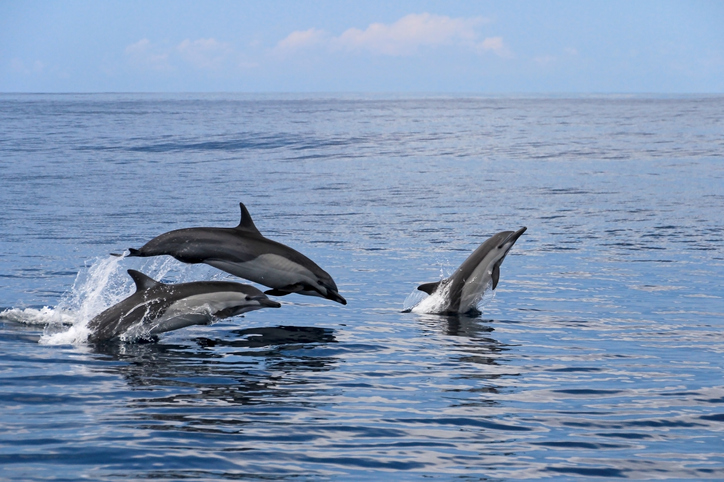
[1,94,723,480]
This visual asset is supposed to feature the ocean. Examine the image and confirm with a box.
[1,93,723,480]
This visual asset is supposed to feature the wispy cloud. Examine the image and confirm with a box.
[534,55,557,65]
[476,36,512,58]
[177,38,232,69]
[334,13,484,55]
[124,39,172,71]
[9,58,45,75]
[274,13,511,58]
[274,28,328,53]
[124,38,236,72]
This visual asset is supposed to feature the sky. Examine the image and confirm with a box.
[1,0,723,93]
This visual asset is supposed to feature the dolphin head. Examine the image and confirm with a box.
[311,277,347,305]
[320,285,347,305]
[215,288,282,317]
[245,294,282,309]
[497,227,527,256]
[484,226,526,290]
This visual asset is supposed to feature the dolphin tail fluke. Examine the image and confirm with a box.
[418,281,443,295]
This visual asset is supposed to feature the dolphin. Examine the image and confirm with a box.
[416,227,527,314]
[121,203,347,305]
[87,269,281,343]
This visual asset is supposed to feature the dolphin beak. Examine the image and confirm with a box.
[326,290,347,305]
[265,299,282,308]
[512,226,527,242]
[499,226,527,248]
[253,297,282,308]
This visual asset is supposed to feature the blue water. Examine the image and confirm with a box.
[1,93,723,480]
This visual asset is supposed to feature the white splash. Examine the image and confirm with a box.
[403,279,495,315]
[0,254,200,345]
[407,280,454,314]
[39,255,130,345]
[0,306,75,326]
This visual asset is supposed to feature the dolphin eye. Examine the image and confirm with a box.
[245,295,251,301]
[317,281,324,285]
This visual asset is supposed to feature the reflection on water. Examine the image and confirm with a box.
[91,325,338,409]
[415,313,509,408]
[197,325,337,349]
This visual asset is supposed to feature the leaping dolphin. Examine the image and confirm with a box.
[416,227,527,314]
[121,203,347,305]
[87,269,281,343]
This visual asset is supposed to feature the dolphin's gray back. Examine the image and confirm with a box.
[86,289,170,343]
[134,227,335,286]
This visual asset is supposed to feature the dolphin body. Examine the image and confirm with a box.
[123,203,346,305]
[87,269,281,343]
[416,227,527,315]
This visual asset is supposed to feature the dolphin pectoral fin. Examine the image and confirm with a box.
[264,289,291,296]
[235,203,262,235]
[264,284,304,297]
[418,281,442,295]
[214,307,242,319]
[492,263,501,290]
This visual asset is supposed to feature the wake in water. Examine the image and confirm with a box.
[0,255,222,345]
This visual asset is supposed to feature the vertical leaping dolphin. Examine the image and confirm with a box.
[416,227,527,314]
[87,269,281,343]
[122,203,347,305]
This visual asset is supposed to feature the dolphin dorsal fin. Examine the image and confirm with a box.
[236,203,261,234]
[127,269,161,291]
[418,280,443,295]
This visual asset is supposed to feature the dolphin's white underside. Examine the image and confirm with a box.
[458,251,499,313]
[208,254,319,291]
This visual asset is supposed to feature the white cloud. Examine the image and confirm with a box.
[124,38,235,72]
[333,13,485,55]
[274,28,327,54]
[476,36,512,58]
[273,13,510,58]
[177,38,232,69]
[124,39,171,71]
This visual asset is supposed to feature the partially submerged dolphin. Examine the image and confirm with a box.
[87,269,281,343]
[416,227,527,314]
[122,203,346,305]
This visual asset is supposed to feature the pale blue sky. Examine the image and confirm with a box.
[1,0,723,93]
